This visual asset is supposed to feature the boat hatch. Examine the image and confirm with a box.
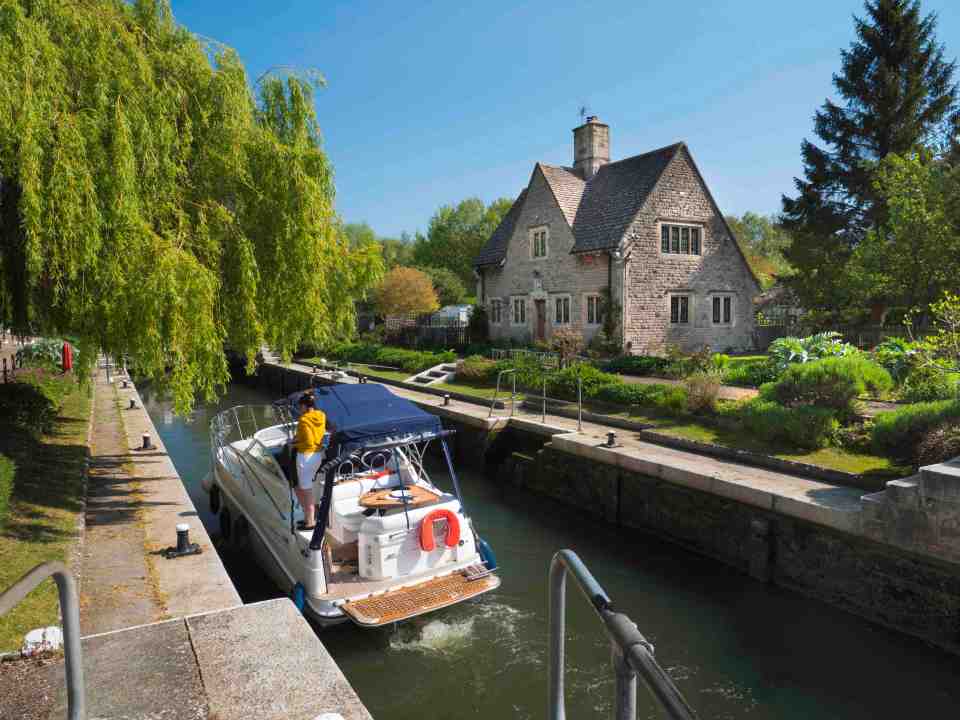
[340,568,500,627]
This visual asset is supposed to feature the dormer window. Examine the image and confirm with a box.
[660,223,701,255]
[530,226,549,259]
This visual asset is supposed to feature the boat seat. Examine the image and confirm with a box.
[329,472,397,544]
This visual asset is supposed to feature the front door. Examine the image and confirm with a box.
[535,300,546,342]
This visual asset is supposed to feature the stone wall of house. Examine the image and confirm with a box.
[482,167,609,346]
[620,148,759,353]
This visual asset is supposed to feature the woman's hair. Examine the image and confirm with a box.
[298,392,315,409]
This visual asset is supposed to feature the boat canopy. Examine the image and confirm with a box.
[285,384,442,453]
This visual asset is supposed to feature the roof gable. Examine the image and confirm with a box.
[474,187,528,268]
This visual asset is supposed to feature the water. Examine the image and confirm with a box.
[143,382,960,720]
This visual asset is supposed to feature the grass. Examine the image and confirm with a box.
[435,378,528,402]
[304,358,412,383]
[0,380,91,652]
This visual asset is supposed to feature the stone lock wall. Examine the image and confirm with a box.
[505,443,960,654]
[620,148,759,354]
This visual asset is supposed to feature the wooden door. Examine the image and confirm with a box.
[535,300,546,342]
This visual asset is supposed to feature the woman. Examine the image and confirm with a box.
[293,392,327,530]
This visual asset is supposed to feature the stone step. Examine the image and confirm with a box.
[441,365,458,372]
[427,370,446,378]
[413,376,433,384]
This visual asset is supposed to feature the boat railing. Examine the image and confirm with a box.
[0,562,85,720]
[210,404,292,455]
[548,549,698,720]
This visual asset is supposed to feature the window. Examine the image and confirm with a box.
[554,296,570,325]
[670,295,690,325]
[711,295,733,326]
[660,224,702,255]
[490,299,503,324]
[512,297,527,325]
[586,295,604,325]
[530,226,549,259]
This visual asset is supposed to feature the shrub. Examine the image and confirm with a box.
[900,365,959,402]
[549,327,585,367]
[458,355,495,382]
[916,422,960,466]
[0,381,59,435]
[767,331,858,373]
[721,359,778,387]
[684,372,721,413]
[491,354,549,390]
[872,337,920,384]
[16,337,78,369]
[602,355,672,377]
[871,400,960,458]
[739,399,839,450]
[591,382,687,414]
[0,453,13,531]
[761,356,893,414]
[663,344,714,378]
[547,364,617,400]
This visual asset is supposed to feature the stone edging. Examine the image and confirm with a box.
[520,399,879,491]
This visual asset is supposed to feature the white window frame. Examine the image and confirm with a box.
[489,298,503,325]
[552,294,571,325]
[529,225,549,260]
[585,294,603,326]
[669,293,692,325]
[511,296,528,326]
[709,293,735,327]
[659,222,703,256]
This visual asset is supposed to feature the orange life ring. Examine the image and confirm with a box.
[419,509,460,551]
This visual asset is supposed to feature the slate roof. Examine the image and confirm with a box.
[474,143,684,266]
[474,188,528,267]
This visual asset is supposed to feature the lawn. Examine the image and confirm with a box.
[304,359,411,383]
[435,378,527,402]
[0,379,91,652]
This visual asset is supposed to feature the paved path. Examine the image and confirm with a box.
[80,373,166,634]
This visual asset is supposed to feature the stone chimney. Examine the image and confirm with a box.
[573,116,610,179]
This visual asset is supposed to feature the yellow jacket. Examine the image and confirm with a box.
[293,409,326,455]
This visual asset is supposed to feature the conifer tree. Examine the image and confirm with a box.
[782,0,958,312]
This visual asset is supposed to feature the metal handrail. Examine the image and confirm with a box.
[0,562,85,719]
[549,550,697,720]
[488,368,517,418]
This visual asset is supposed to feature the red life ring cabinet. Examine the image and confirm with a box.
[419,509,460,551]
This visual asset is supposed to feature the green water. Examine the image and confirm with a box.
[142,382,960,720]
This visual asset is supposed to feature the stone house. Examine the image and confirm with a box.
[473,117,760,353]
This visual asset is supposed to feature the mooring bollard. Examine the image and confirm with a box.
[121,379,128,389]
[141,433,152,450]
[161,523,202,559]
[607,431,617,448]
[129,398,137,410]
[443,393,450,406]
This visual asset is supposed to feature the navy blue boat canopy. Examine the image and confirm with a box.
[285,384,442,452]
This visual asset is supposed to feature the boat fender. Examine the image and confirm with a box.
[291,582,306,613]
[209,483,221,514]
[477,537,498,571]
[419,509,460,552]
[200,472,213,493]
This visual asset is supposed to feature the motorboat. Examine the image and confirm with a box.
[205,383,500,626]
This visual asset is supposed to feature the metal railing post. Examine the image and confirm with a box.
[577,376,582,432]
[510,373,516,417]
[613,645,638,720]
[547,550,698,720]
[542,375,547,424]
[0,562,86,720]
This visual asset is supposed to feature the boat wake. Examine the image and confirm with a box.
[389,617,476,655]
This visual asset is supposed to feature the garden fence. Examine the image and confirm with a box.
[384,315,472,349]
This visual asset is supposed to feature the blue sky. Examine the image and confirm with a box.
[172,0,960,238]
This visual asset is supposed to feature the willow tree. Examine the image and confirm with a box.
[0,0,382,410]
